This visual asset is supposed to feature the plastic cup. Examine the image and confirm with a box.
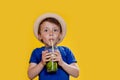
[45,47,58,73]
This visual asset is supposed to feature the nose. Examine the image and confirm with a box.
[49,31,54,36]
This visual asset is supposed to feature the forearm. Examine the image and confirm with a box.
[28,62,44,79]
[60,62,79,78]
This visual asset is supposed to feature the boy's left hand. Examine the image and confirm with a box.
[52,50,64,66]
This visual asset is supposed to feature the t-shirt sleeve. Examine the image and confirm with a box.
[29,49,41,64]
[64,47,77,64]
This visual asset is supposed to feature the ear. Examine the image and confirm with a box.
[38,34,42,41]
[58,34,62,41]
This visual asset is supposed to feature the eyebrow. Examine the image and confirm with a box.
[41,27,48,29]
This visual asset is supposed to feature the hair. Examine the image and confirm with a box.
[38,17,62,35]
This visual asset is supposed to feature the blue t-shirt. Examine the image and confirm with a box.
[29,46,77,80]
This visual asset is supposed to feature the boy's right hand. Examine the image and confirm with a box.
[41,50,51,66]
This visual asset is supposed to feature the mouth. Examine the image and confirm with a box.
[48,38,54,46]
[49,38,54,41]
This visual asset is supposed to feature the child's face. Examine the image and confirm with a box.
[38,21,61,47]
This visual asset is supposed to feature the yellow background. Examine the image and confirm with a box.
[0,0,120,80]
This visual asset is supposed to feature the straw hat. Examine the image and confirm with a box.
[34,13,66,44]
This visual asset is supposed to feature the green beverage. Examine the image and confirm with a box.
[45,47,58,73]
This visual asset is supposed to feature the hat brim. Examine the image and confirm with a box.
[34,13,66,44]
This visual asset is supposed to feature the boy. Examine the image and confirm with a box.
[28,13,79,80]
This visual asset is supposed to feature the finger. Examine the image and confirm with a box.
[42,50,48,54]
[54,50,60,56]
[42,52,50,59]
[45,55,51,59]
[45,58,51,62]
[53,52,58,56]
[52,58,59,62]
[52,56,59,60]
[55,50,60,53]
[45,52,51,56]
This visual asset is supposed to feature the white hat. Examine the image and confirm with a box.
[34,13,66,44]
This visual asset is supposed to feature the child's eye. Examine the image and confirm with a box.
[53,29,58,32]
[44,29,48,32]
